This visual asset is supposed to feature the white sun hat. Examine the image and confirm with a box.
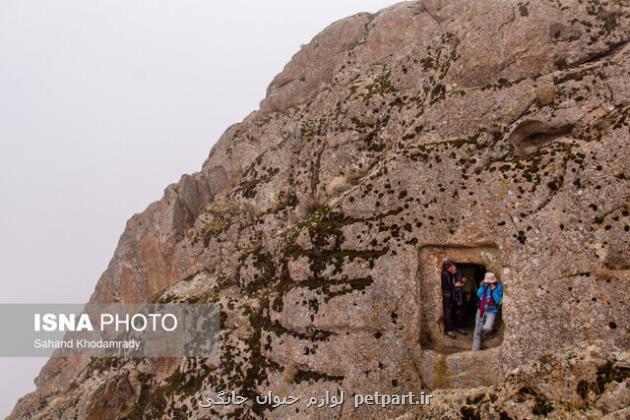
[483,272,497,283]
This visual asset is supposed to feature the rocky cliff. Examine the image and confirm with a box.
[10,0,630,418]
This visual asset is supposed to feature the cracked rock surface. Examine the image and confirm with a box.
[10,0,630,418]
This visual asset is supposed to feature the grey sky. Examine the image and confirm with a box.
[0,0,395,416]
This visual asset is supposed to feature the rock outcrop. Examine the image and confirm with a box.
[10,0,630,418]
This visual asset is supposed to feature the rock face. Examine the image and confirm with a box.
[10,0,630,418]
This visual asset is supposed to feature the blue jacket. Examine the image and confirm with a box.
[477,283,503,314]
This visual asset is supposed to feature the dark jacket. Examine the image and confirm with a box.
[441,270,463,305]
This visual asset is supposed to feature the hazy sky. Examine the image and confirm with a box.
[0,0,396,416]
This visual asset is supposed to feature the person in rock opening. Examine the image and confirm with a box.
[441,260,467,339]
[472,272,503,351]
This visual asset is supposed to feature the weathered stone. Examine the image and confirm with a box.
[10,0,630,418]
[536,83,558,105]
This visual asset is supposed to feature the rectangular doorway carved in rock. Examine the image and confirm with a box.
[417,244,505,355]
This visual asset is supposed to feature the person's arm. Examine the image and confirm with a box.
[477,284,487,299]
[492,283,503,303]
[441,272,454,300]
[454,272,463,288]
[441,272,451,291]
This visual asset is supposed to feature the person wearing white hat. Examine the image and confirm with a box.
[472,272,503,351]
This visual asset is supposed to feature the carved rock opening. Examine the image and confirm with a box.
[415,244,507,389]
